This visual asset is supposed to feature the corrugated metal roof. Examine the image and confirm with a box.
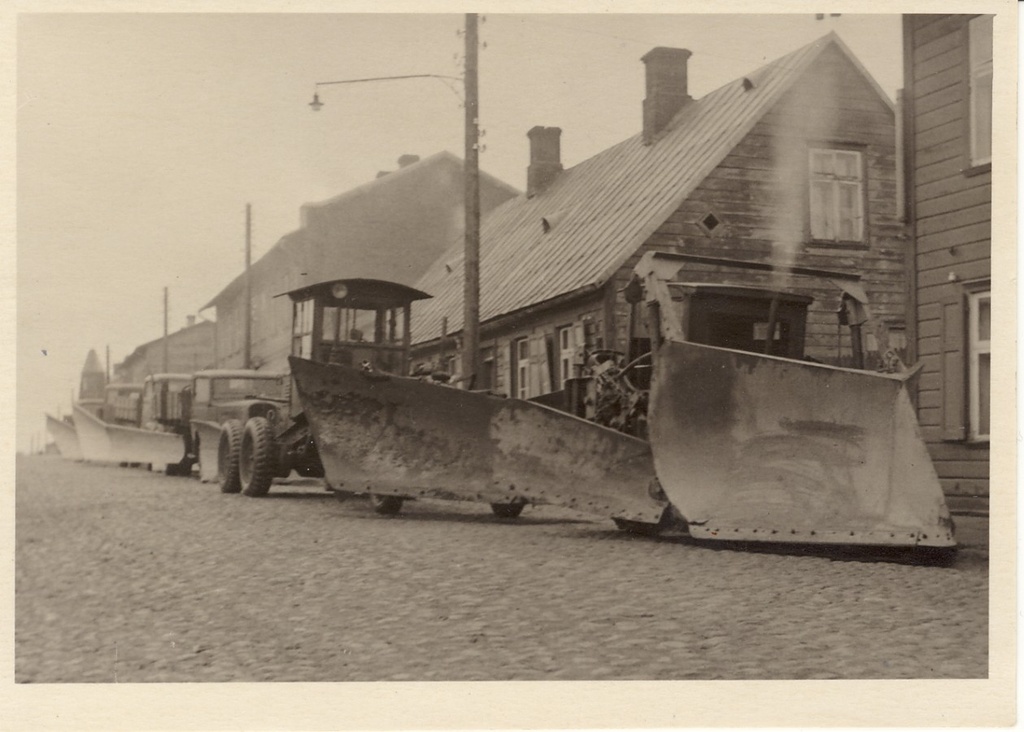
[413,32,878,344]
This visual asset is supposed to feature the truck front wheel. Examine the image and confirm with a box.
[240,417,275,497]
[217,420,243,493]
[369,493,404,515]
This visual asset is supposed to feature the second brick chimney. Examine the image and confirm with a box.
[527,126,563,198]
[642,47,692,145]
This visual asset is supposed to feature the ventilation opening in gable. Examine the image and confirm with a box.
[699,212,722,234]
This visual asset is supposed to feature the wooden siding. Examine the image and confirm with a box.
[412,292,606,397]
[115,321,217,384]
[907,14,991,497]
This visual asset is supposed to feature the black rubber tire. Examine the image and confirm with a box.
[240,417,275,497]
[612,517,663,536]
[217,419,243,494]
[369,493,404,515]
[490,500,526,518]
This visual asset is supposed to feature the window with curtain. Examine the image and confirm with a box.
[809,148,864,244]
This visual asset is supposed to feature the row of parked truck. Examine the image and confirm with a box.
[50,251,958,558]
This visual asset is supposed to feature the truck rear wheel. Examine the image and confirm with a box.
[369,493,403,515]
[490,499,526,518]
[217,420,243,493]
[240,417,275,497]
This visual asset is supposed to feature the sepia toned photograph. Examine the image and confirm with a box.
[7,3,1016,729]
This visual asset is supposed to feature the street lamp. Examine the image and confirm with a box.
[309,14,482,387]
[308,74,463,112]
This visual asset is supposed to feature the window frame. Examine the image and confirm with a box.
[967,289,991,442]
[556,325,574,389]
[807,146,867,248]
[967,14,994,170]
[510,337,530,399]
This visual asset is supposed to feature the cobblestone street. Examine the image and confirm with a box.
[15,455,988,683]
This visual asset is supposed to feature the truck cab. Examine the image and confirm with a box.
[140,374,193,432]
[190,370,289,425]
[286,278,430,384]
[100,382,143,426]
[213,278,431,499]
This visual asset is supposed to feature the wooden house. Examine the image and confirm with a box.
[902,14,992,509]
[412,33,904,396]
[202,152,518,373]
[113,318,216,384]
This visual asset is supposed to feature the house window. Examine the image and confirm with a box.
[557,325,574,388]
[968,291,991,440]
[968,15,993,166]
[808,148,864,244]
[510,337,530,399]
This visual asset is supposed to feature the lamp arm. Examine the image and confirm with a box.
[314,74,462,87]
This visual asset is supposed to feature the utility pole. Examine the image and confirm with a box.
[105,345,111,384]
[461,12,481,388]
[163,286,169,373]
[244,203,253,370]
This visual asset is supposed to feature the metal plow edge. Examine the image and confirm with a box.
[72,403,115,463]
[289,356,669,524]
[647,340,955,548]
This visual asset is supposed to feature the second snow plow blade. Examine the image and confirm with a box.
[288,356,668,524]
[105,422,189,473]
[648,340,955,548]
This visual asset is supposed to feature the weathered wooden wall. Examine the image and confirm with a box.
[607,43,904,367]
[906,14,991,500]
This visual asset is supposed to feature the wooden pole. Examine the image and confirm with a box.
[163,287,169,373]
[244,203,253,370]
[460,12,481,389]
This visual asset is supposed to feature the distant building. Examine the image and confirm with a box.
[902,14,992,509]
[114,318,216,383]
[202,152,519,373]
[413,33,905,395]
[77,348,106,416]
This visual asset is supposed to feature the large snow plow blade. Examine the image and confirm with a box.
[289,356,668,524]
[648,340,955,548]
[72,404,114,463]
[105,422,189,471]
[46,414,82,461]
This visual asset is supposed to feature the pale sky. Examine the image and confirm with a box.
[16,11,905,453]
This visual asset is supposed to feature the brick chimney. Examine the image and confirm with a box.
[527,126,563,198]
[642,47,692,145]
[186,315,196,328]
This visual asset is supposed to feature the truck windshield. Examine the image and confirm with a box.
[211,377,286,401]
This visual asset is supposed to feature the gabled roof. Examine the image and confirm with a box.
[115,320,215,370]
[202,151,519,311]
[412,32,891,343]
